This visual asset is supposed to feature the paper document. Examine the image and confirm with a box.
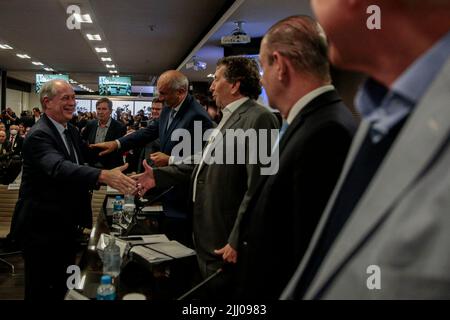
[64,290,90,300]
[141,205,163,212]
[147,241,195,259]
[106,186,121,195]
[119,234,169,245]
[130,240,195,264]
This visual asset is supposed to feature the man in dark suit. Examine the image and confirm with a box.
[92,70,213,245]
[7,124,24,157]
[81,97,126,169]
[9,79,136,300]
[136,99,162,173]
[134,57,280,297]
[282,1,450,300]
[235,15,357,299]
[0,129,11,156]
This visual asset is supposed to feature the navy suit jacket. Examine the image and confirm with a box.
[119,94,213,155]
[10,114,101,247]
[118,94,213,217]
[81,118,126,169]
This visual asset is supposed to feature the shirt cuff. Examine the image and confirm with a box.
[115,139,121,149]
[168,156,175,165]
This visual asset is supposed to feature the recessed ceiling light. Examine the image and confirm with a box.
[69,79,78,84]
[101,57,112,62]
[106,64,116,68]
[207,74,215,78]
[32,61,44,66]
[17,54,30,59]
[95,47,108,53]
[109,70,118,74]
[74,13,93,23]
[44,67,54,71]
[86,34,101,41]
[0,44,13,50]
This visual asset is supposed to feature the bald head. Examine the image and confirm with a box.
[157,70,189,108]
[158,70,189,91]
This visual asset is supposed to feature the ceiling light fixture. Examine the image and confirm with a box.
[74,13,93,23]
[186,56,207,71]
[95,47,108,53]
[109,70,118,74]
[86,34,101,41]
[105,64,115,68]
[101,57,112,61]
[17,54,30,59]
[32,61,44,66]
[0,44,13,49]
[44,67,54,71]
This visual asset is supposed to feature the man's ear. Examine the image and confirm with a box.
[272,51,287,81]
[231,81,241,96]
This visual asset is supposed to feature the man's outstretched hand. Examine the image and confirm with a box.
[131,160,156,196]
[90,141,118,156]
[98,163,136,194]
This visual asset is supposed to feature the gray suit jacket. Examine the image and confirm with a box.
[282,57,450,299]
[153,99,279,271]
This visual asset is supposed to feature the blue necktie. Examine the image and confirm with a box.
[272,121,289,154]
[166,109,177,131]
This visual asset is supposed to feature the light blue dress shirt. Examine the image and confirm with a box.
[356,31,450,143]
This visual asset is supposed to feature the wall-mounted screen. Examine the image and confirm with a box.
[99,76,132,96]
[35,74,69,93]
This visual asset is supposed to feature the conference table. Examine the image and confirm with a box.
[73,194,200,300]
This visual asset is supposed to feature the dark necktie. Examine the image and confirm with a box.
[63,129,77,163]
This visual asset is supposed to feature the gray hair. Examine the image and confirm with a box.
[264,15,331,82]
[39,79,69,110]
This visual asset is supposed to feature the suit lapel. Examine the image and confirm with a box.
[105,119,114,141]
[306,58,450,298]
[164,95,192,141]
[195,100,251,176]
[68,124,83,164]
[90,120,98,143]
[278,90,342,153]
[42,114,72,160]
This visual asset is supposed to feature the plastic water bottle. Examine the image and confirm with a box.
[96,275,116,300]
[122,203,136,226]
[112,196,123,234]
[103,235,121,278]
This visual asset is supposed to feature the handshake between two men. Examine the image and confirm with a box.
[90,140,165,196]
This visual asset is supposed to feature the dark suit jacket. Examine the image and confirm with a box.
[81,118,126,169]
[119,94,213,217]
[236,90,357,299]
[9,135,23,157]
[10,114,101,247]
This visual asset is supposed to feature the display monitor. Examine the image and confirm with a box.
[35,74,69,93]
[99,76,132,96]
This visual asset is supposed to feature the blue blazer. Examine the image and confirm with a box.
[119,94,213,155]
[119,94,213,217]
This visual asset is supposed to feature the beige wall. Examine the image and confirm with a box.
[5,88,40,114]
